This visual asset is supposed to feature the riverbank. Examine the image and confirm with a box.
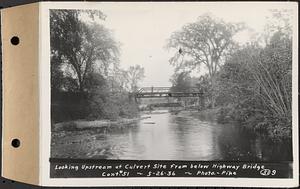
[52,108,220,132]
[51,108,292,161]
[197,106,292,141]
[52,116,151,132]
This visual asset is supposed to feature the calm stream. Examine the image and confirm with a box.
[52,110,292,161]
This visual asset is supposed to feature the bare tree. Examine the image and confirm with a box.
[126,65,145,92]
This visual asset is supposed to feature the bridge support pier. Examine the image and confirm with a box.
[134,96,140,104]
[198,95,205,111]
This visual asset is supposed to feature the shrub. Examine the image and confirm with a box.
[215,31,292,139]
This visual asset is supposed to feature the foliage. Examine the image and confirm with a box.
[261,9,293,45]
[249,32,292,119]
[50,10,142,123]
[126,65,145,92]
[170,71,192,92]
[87,91,139,120]
[84,73,107,93]
[216,45,260,106]
[50,9,119,93]
[51,92,89,123]
[165,11,293,140]
[215,32,292,139]
[198,75,213,107]
[166,14,244,107]
[109,68,130,92]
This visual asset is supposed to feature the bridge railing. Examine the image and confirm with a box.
[137,87,202,94]
[138,87,170,93]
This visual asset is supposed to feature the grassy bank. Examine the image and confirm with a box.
[52,116,151,132]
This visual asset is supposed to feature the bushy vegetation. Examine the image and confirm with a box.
[216,32,292,139]
[52,86,139,123]
[50,10,143,123]
[87,90,139,121]
[167,11,293,140]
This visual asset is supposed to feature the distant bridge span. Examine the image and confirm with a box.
[135,87,204,98]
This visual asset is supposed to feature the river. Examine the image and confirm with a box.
[51,110,292,161]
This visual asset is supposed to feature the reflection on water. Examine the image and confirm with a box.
[52,111,292,161]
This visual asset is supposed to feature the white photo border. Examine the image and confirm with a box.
[39,2,299,187]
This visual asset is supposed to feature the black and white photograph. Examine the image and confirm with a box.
[48,2,296,180]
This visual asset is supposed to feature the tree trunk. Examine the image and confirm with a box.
[210,74,216,109]
[78,77,84,93]
[211,95,215,109]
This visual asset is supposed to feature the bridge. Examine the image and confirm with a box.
[134,87,205,109]
[135,87,203,98]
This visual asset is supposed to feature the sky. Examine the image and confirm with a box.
[83,2,294,87]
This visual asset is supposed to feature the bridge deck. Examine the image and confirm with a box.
[135,87,204,98]
[135,92,203,98]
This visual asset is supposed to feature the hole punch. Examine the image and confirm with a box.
[10,36,20,45]
[11,139,20,148]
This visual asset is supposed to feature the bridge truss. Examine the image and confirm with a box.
[135,87,204,98]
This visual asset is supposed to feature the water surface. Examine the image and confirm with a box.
[51,111,292,161]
